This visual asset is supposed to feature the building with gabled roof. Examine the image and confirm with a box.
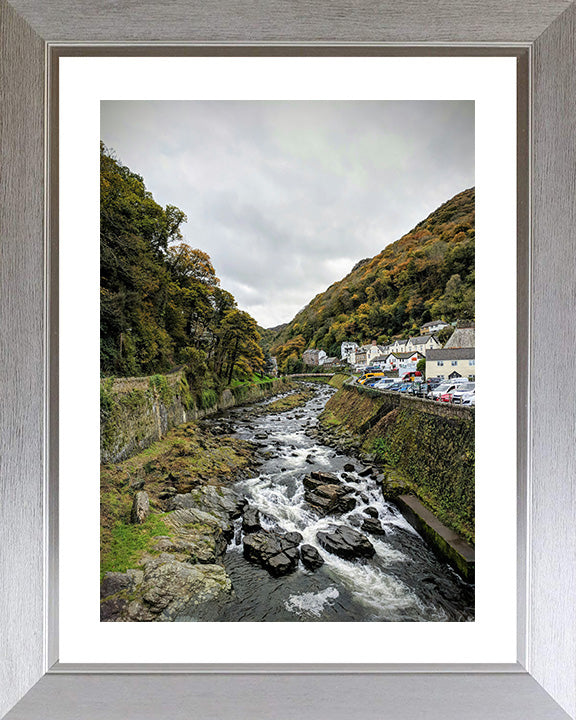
[405,335,442,356]
[303,348,327,366]
[426,347,475,380]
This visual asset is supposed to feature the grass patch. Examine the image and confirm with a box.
[200,388,218,409]
[101,513,174,578]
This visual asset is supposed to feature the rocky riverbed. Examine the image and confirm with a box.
[100,383,474,622]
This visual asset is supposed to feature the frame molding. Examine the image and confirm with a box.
[1,1,575,718]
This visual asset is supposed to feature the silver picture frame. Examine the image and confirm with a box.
[1,1,575,718]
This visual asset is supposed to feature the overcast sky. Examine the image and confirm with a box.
[101,101,474,328]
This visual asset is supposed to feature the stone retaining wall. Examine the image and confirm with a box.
[100,373,292,464]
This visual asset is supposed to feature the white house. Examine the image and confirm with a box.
[426,347,475,380]
[383,351,424,374]
[340,341,359,361]
[389,338,408,354]
[420,319,450,335]
[366,342,388,364]
[368,355,389,369]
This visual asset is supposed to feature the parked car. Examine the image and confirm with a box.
[387,382,404,391]
[451,383,475,405]
[398,382,413,393]
[440,391,454,402]
[407,383,427,398]
[372,377,397,390]
[429,379,468,401]
[400,370,423,382]
[358,372,385,385]
[364,378,384,387]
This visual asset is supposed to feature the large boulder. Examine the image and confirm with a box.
[100,569,144,600]
[130,491,149,524]
[361,518,387,537]
[243,530,302,577]
[303,474,326,492]
[310,470,341,484]
[168,486,245,522]
[100,554,233,622]
[300,544,324,571]
[242,505,261,534]
[158,507,231,563]
[100,568,149,622]
[316,525,375,560]
[305,484,356,516]
[140,559,232,621]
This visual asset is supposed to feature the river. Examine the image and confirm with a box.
[177,382,474,622]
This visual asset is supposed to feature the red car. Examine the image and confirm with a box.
[440,391,453,402]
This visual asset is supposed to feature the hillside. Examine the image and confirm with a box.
[271,188,474,372]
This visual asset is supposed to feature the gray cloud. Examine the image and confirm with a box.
[101,101,474,327]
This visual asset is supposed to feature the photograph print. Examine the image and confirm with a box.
[99,100,475,623]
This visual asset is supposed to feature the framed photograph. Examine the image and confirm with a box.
[63,57,509,658]
[1,2,575,719]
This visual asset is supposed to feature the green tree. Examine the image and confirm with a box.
[417,358,426,378]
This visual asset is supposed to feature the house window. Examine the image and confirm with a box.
[451,360,458,366]
[469,360,475,366]
[437,360,444,366]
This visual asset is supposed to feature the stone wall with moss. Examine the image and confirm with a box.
[101,373,292,464]
[321,384,475,543]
